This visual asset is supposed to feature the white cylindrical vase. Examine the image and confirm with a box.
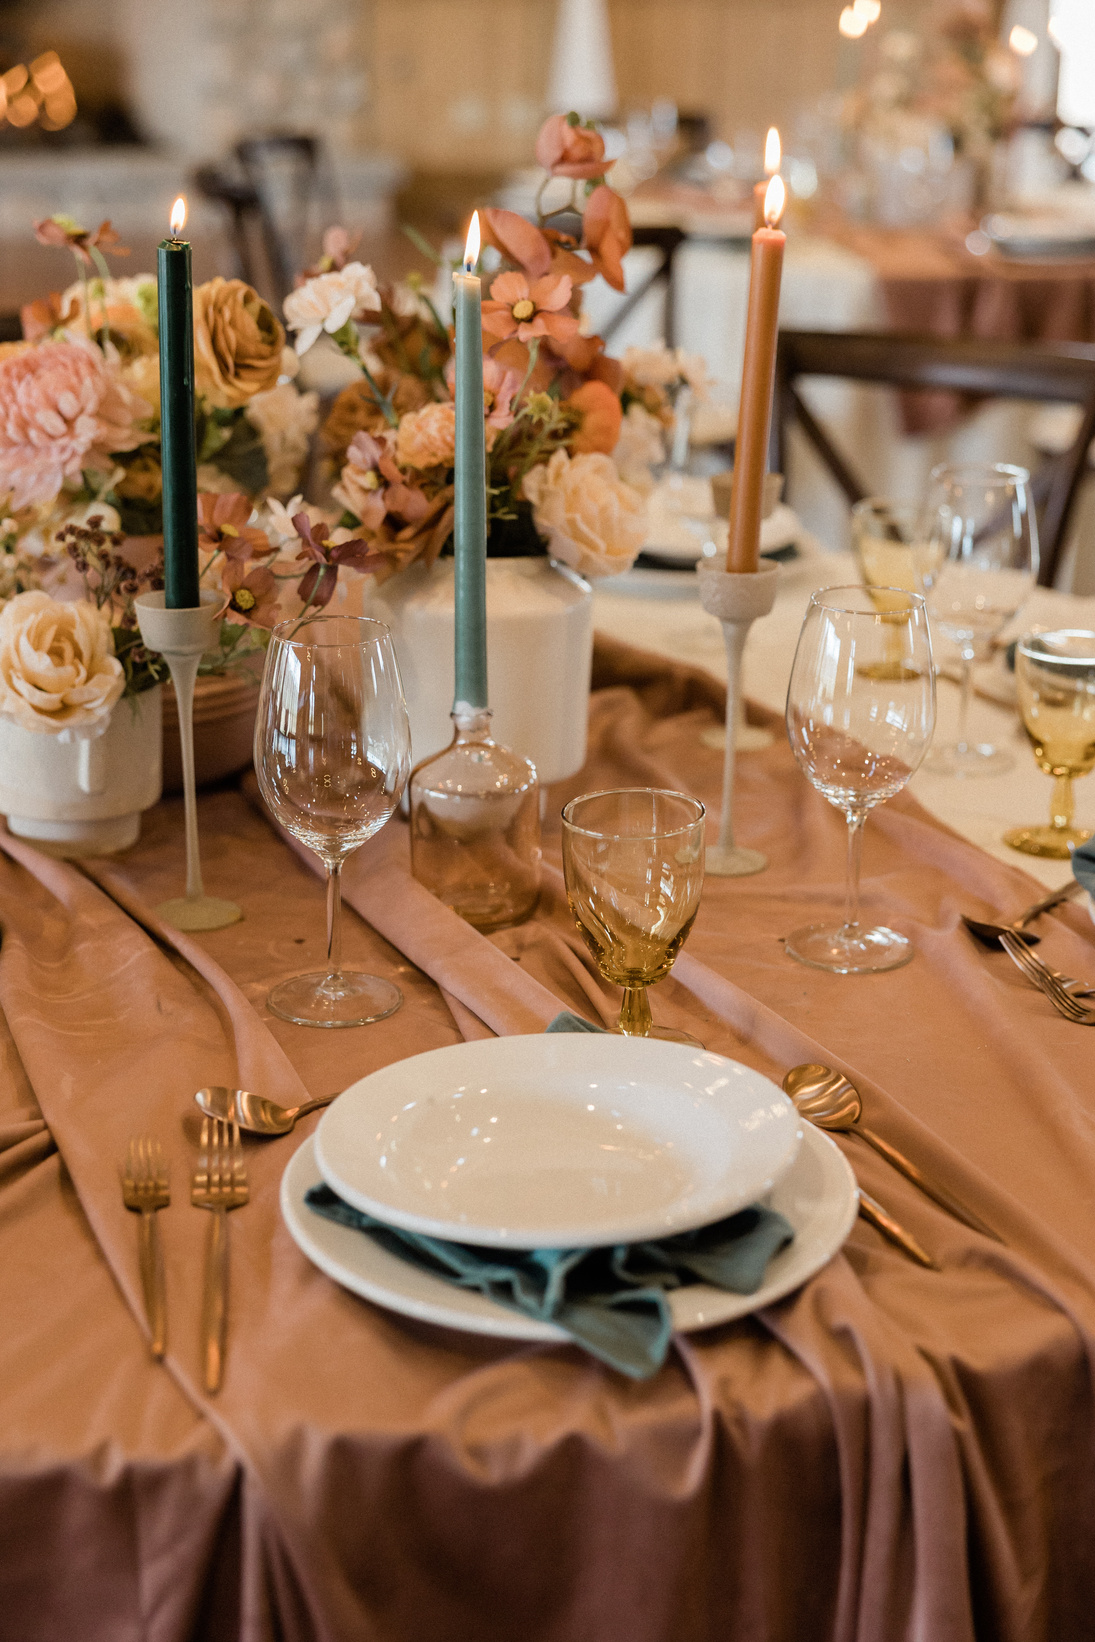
[358,557,593,784]
[0,687,163,857]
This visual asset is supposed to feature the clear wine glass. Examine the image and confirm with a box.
[785,586,936,974]
[921,461,1038,777]
[561,788,705,1042]
[255,614,412,1027]
[1003,629,1095,859]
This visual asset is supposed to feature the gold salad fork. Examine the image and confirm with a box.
[191,1117,249,1394]
[1000,931,1095,1026]
[121,1136,170,1359]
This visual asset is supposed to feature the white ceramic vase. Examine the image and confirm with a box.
[0,686,163,857]
[357,557,593,784]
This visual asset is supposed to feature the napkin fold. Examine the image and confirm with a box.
[305,1011,793,1379]
[305,1186,793,1380]
[1073,839,1095,897]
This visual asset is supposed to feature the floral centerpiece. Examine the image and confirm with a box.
[279,113,682,585]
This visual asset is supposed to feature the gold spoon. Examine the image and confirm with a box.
[195,1085,336,1137]
[783,1064,1001,1243]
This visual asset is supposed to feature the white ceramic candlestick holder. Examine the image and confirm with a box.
[135,591,242,931]
[697,560,780,877]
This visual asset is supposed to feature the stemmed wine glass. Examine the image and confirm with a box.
[255,614,412,1027]
[785,587,936,974]
[561,788,705,1041]
[921,462,1037,776]
[1003,629,1095,858]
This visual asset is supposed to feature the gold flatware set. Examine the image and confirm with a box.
[120,1118,249,1392]
[963,881,1095,1025]
[782,1062,1001,1269]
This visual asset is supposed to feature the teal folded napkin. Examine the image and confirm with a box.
[305,1011,793,1378]
[1074,839,1095,897]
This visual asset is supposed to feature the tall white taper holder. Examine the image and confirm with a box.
[135,591,242,931]
[697,560,780,876]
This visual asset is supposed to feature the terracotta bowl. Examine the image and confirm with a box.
[162,674,260,794]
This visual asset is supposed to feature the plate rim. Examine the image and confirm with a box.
[280,1121,858,1343]
[312,1034,803,1249]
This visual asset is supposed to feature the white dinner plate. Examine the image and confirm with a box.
[280,1121,857,1342]
[313,1035,803,1248]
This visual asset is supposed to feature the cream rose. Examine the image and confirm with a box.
[0,590,124,735]
[522,450,646,579]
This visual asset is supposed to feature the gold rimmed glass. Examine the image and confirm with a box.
[1003,629,1095,859]
[851,496,941,681]
[785,586,936,974]
[561,788,705,1043]
[255,614,412,1027]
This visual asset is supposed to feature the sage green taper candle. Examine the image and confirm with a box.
[452,212,488,710]
[158,197,200,609]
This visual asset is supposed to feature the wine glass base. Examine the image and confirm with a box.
[1002,823,1093,860]
[705,843,767,877]
[925,742,1013,778]
[785,922,913,974]
[614,1024,705,1046]
[267,971,403,1028]
[157,895,243,932]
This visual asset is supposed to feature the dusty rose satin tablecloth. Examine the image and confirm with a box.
[2,640,1095,1642]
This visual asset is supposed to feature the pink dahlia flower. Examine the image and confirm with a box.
[0,340,146,511]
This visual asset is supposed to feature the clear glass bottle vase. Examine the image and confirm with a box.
[409,706,541,930]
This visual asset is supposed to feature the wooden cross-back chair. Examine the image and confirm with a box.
[770,329,1095,587]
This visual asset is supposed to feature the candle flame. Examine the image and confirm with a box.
[1009,22,1038,56]
[764,174,786,228]
[764,127,781,176]
[855,0,881,22]
[170,196,187,237]
[463,211,480,273]
[839,5,869,38]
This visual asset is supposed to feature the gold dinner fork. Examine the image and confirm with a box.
[1000,931,1095,1026]
[191,1117,249,1394]
[121,1136,170,1359]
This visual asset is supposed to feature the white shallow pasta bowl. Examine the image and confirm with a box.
[313,1034,803,1249]
[282,1122,856,1342]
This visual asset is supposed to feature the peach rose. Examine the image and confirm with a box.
[0,589,124,735]
[522,450,646,579]
[395,402,457,469]
[193,278,285,410]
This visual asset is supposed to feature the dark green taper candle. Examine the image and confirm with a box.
[158,200,200,608]
[452,212,488,710]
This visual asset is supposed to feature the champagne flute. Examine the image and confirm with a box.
[1003,629,1095,858]
[255,614,412,1027]
[785,586,935,974]
[921,462,1037,777]
[561,788,705,1042]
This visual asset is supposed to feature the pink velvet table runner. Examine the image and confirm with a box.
[2,639,1095,1642]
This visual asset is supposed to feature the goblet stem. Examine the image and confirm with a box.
[618,985,653,1037]
[843,811,866,932]
[1050,773,1075,835]
[956,649,974,753]
[325,860,343,983]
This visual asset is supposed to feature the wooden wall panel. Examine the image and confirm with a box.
[362,0,927,170]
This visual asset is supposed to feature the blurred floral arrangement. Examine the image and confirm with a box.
[843,0,1019,186]
[280,113,687,583]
